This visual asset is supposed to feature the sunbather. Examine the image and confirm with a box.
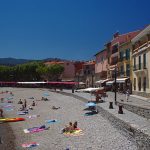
[18,99,23,104]
[19,105,25,111]
[52,106,60,109]
[32,101,35,106]
[62,121,78,133]
[0,108,3,117]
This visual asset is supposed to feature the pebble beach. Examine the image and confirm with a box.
[0,87,138,150]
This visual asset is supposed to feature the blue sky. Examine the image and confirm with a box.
[0,0,149,61]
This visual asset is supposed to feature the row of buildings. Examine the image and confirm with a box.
[45,25,150,98]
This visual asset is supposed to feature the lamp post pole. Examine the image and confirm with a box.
[91,71,94,87]
[114,65,117,105]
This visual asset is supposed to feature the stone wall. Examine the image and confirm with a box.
[57,91,150,150]
[133,91,150,98]
[117,101,150,119]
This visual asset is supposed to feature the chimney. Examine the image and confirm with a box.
[113,32,119,39]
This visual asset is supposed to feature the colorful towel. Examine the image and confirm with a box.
[22,142,39,148]
[24,125,49,133]
[27,115,40,119]
[5,108,14,111]
[63,128,83,136]
[45,119,58,124]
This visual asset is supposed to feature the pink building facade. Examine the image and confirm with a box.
[44,61,75,81]
[95,49,108,81]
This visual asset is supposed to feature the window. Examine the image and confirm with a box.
[120,65,124,75]
[120,51,123,61]
[143,53,146,69]
[126,64,130,77]
[143,77,146,92]
[134,78,136,90]
[138,77,141,91]
[139,56,141,70]
[134,57,136,70]
[126,49,130,60]
[112,44,118,54]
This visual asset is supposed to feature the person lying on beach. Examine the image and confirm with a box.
[0,98,4,103]
[32,101,36,106]
[19,105,25,111]
[10,92,14,96]
[18,99,23,104]
[0,108,3,117]
[52,106,60,110]
[62,121,78,133]
[41,97,48,101]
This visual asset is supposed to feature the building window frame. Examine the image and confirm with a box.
[143,53,146,69]
[138,77,141,91]
[139,56,141,70]
[143,77,146,92]
[134,78,136,90]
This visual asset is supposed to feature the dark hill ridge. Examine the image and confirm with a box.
[0,58,32,66]
[0,57,69,66]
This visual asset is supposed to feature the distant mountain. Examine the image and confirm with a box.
[43,58,68,62]
[0,58,33,66]
[0,57,70,66]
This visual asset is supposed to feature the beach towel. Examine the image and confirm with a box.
[5,108,14,111]
[3,105,13,108]
[63,128,83,136]
[22,142,39,148]
[84,111,98,116]
[0,118,25,122]
[43,93,49,96]
[27,115,40,119]
[45,119,59,124]
[24,125,49,133]
[18,112,26,115]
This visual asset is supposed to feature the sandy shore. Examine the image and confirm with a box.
[0,87,138,150]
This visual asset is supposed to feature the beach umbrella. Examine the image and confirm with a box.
[43,93,49,96]
[85,102,96,107]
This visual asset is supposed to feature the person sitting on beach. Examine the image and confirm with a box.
[62,122,74,133]
[73,121,78,129]
[0,108,3,117]
[32,101,36,106]
[18,99,23,104]
[19,105,25,111]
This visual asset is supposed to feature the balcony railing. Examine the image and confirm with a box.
[133,40,150,54]
[133,63,147,71]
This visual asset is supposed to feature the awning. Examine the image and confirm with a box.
[116,78,129,83]
[79,82,86,85]
[106,80,114,85]
[95,79,109,84]
[17,82,46,84]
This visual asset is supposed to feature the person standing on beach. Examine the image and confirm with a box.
[126,89,130,102]
[24,99,27,108]
[0,108,3,117]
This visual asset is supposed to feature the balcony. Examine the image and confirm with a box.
[133,63,147,72]
[132,40,150,55]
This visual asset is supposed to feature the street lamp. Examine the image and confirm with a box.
[91,70,94,87]
[114,65,117,105]
[76,72,80,89]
